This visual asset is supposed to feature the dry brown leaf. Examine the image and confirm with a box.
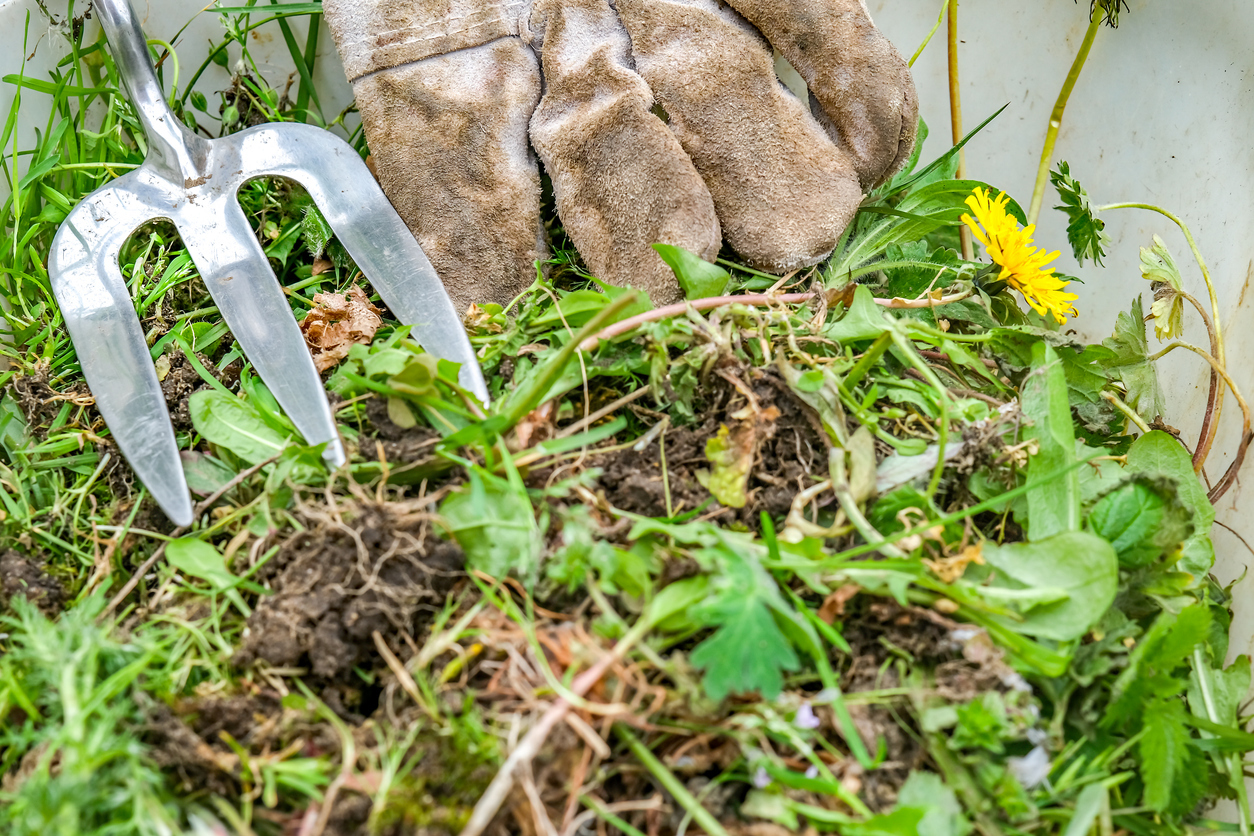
[819,584,862,623]
[923,542,985,584]
[299,285,383,372]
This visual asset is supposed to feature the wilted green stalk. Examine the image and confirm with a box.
[1027,10,1103,225]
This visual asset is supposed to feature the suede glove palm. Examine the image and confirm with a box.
[323,0,917,310]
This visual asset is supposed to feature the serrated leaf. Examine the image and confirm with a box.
[880,242,966,299]
[189,390,291,465]
[987,327,1117,432]
[653,243,730,300]
[1107,603,1212,728]
[1101,296,1166,420]
[689,592,800,701]
[1140,698,1208,814]
[301,202,335,259]
[1127,430,1215,578]
[1051,161,1110,266]
[1140,235,1184,291]
[1141,236,1187,340]
[1148,291,1185,342]
[1087,477,1194,567]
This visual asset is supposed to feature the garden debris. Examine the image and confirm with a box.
[298,285,384,373]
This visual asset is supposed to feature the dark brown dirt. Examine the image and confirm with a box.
[234,499,465,685]
[10,363,94,432]
[0,550,65,616]
[595,369,828,526]
[159,349,241,430]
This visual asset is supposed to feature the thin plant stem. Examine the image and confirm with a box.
[1102,390,1151,435]
[580,286,973,352]
[1027,10,1102,225]
[1103,202,1226,465]
[947,0,974,260]
[1147,341,1250,502]
[890,327,950,498]
[910,0,950,67]
[1192,647,1253,836]
[615,726,732,836]
[1179,289,1221,470]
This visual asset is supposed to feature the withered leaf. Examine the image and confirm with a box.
[299,285,383,373]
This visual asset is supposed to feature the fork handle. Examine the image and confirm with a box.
[94,0,199,173]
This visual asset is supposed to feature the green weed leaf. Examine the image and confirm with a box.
[1141,236,1186,340]
[1126,430,1215,578]
[1087,477,1194,567]
[982,532,1118,641]
[440,470,541,583]
[653,243,730,300]
[896,772,970,836]
[826,286,889,344]
[698,424,752,508]
[166,538,237,591]
[189,390,290,465]
[1051,161,1109,266]
[1021,342,1080,539]
[690,592,800,700]
[840,807,928,836]
[1140,235,1184,291]
[1140,698,1208,814]
[1101,297,1166,420]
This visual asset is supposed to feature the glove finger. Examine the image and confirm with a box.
[617,0,861,272]
[324,1,545,311]
[726,0,918,190]
[528,0,721,305]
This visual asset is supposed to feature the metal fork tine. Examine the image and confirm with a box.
[48,0,487,527]
[178,196,345,466]
[50,186,195,526]
[229,125,490,403]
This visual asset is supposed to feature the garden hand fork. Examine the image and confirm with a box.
[49,0,487,527]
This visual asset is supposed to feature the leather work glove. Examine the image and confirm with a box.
[322,0,917,311]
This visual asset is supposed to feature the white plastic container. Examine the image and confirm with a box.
[4,0,1253,792]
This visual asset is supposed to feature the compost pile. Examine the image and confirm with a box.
[1,6,1253,836]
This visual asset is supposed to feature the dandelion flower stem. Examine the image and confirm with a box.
[1027,9,1103,226]
[947,0,974,260]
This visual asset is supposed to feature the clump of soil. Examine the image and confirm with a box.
[235,498,465,683]
[596,369,828,525]
[159,349,241,430]
[11,362,95,433]
[0,550,65,616]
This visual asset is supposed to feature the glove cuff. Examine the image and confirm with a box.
[324,0,528,80]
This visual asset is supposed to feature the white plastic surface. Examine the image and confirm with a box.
[5,0,1254,801]
[868,0,1254,659]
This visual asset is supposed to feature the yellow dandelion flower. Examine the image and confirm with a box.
[961,188,1078,324]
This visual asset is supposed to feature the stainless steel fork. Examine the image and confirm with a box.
[49,0,487,526]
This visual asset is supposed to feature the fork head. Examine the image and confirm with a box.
[48,0,485,526]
